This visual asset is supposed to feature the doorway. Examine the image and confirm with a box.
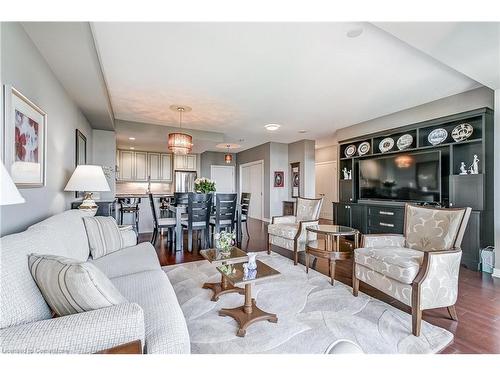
[211,165,235,193]
[239,160,264,220]
[315,161,338,220]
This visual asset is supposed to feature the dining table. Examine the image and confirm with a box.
[165,203,243,252]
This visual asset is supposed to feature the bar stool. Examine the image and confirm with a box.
[118,197,141,233]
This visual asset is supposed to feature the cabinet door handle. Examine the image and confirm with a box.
[379,211,394,216]
[379,222,394,228]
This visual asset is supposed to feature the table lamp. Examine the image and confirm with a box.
[1,162,25,205]
[64,165,110,210]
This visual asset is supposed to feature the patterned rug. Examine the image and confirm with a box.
[162,252,453,354]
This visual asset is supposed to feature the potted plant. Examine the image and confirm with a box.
[194,177,216,193]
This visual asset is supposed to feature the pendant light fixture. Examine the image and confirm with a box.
[224,144,232,164]
[168,105,193,154]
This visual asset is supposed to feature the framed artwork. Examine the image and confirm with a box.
[274,171,284,187]
[3,85,47,187]
[75,129,87,166]
[291,162,300,198]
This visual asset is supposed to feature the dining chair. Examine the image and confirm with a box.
[237,192,251,238]
[174,192,189,220]
[149,193,176,246]
[117,197,141,232]
[181,193,213,252]
[209,193,237,246]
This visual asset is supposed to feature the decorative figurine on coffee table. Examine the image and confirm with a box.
[459,162,468,175]
[469,154,480,175]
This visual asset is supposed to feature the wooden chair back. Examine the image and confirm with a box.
[240,192,251,218]
[187,193,213,229]
[214,193,237,232]
[174,192,189,206]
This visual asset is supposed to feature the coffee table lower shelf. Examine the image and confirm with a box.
[202,276,244,302]
[218,283,278,337]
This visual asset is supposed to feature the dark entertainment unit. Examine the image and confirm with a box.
[333,107,494,270]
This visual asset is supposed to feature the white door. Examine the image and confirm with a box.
[315,161,338,220]
[240,161,263,220]
[211,165,235,193]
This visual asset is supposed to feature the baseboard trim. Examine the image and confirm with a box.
[262,217,271,223]
[492,268,500,279]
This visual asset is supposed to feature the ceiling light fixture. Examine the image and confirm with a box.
[346,27,364,38]
[168,105,193,155]
[129,147,135,150]
[265,123,281,131]
[128,137,136,141]
[224,145,232,164]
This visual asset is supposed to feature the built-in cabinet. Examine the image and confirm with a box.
[117,149,173,182]
[174,154,196,171]
[334,107,494,270]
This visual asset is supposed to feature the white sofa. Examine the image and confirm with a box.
[0,209,190,354]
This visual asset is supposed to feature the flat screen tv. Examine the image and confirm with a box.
[359,151,441,203]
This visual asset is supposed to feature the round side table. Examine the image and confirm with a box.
[305,225,360,285]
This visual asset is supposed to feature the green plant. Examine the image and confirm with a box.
[194,177,216,193]
[214,230,236,251]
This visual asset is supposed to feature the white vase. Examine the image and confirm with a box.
[247,252,257,270]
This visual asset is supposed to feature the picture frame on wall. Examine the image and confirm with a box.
[274,171,284,187]
[75,129,87,166]
[3,85,47,188]
[291,162,300,198]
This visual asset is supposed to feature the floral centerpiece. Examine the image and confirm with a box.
[214,230,236,255]
[194,177,216,193]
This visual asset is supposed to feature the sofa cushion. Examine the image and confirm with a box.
[404,205,466,252]
[0,227,65,329]
[83,216,124,259]
[111,270,190,353]
[28,209,94,262]
[267,223,299,240]
[355,246,424,284]
[90,242,160,279]
[28,254,127,317]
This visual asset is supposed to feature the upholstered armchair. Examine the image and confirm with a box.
[267,197,323,265]
[352,204,471,336]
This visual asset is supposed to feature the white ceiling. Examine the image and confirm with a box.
[91,22,482,151]
[375,22,500,90]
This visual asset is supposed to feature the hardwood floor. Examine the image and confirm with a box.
[139,217,500,354]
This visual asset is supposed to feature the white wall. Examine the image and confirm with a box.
[494,89,500,278]
[0,22,93,236]
[92,129,116,200]
[269,142,289,218]
[315,144,338,163]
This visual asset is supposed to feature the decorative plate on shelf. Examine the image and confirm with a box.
[428,128,448,146]
[358,141,370,156]
[378,137,394,153]
[451,123,473,142]
[344,144,357,158]
[396,134,413,150]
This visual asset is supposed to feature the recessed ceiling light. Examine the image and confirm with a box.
[298,130,307,134]
[128,137,136,141]
[264,124,281,131]
[129,147,135,150]
[346,28,363,38]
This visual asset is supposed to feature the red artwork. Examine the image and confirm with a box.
[15,110,39,163]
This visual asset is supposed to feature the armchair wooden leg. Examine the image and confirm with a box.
[267,233,271,255]
[305,252,309,274]
[352,264,359,297]
[294,250,298,266]
[412,308,422,336]
[447,305,458,321]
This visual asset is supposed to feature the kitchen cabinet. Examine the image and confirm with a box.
[148,153,161,181]
[160,154,173,181]
[116,150,173,182]
[119,151,134,180]
[134,152,148,181]
[174,154,197,171]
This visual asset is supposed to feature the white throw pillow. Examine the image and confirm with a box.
[83,216,124,259]
[28,254,127,317]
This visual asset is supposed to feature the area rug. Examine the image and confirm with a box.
[162,252,453,354]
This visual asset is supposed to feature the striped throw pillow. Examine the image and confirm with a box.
[83,216,124,259]
[28,254,127,317]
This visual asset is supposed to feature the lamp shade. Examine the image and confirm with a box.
[168,132,193,154]
[64,165,110,192]
[1,162,25,205]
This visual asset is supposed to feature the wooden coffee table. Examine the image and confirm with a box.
[305,225,360,285]
[217,260,281,337]
[199,247,248,301]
